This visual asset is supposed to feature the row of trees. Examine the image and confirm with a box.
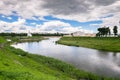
[0,33,65,37]
[96,26,118,37]
[0,33,27,37]
[32,33,64,36]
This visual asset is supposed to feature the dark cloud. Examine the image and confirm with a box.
[108,6,120,13]
[93,0,119,6]
[42,0,91,15]
[0,0,119,22]
[42,0,119,16]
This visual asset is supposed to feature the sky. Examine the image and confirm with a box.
[0,0,120,34]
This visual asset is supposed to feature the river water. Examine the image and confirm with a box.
[11,37,120,77]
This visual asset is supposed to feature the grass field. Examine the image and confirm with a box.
[5,36,45,42]
[0,36,119,80]
[58,37,120,52]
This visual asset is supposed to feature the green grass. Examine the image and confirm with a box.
[0,37,6,44]
[0,36,119,80]
[58,37,120,52]
[5,36,45,42]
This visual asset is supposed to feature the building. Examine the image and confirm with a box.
[69,31,96,37]
[72,31,85,36]
[27,31,32,37]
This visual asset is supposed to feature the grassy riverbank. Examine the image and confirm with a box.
[0,36,118,80]
[7,36,45,42]
[58,37,120,52]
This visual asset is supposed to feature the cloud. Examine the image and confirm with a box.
[90,13,120,34]
[42,0,90,15]
[92,0,119,6]
[0,0,120,33]
[31,22,37,25]
[0,0,120,22]
[0,18,28,33]
[101,12,120,34]
[7,17,12,20]
[1,15,5,18]
[0,19,93,33]
[41,0,120,22]
[37,20,78,33]
[36,20,93,33]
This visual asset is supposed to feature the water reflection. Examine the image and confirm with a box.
[11,37,120,78]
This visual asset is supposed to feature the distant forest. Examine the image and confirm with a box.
[0,33,66,37]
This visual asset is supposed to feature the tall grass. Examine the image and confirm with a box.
[0,37,6,43]
[4,46,118,80]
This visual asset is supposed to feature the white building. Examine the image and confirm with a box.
[27,31,32,37]
[72,31,96,37]
[73,31,85,36]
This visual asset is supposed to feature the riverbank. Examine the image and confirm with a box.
[9,36,45,42]
[0,36,118,80]
[58,37,120,52]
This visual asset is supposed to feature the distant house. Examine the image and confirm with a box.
[70,31,96,37]
[27,31,32,37]
[72,31,85,36]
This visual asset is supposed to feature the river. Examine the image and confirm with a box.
[11,37,120,78]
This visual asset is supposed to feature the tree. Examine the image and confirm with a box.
[96,32,100,37]
[113,26,118,36]
[106,27,111,37]
[97,27,110,37]
[71,33,74,37]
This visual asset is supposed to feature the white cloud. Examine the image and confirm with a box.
[1,15,12,20]
[7,17,12,20]
[0,19,93,33]
[0,0,119,33]
[0,0,120,22]
[38,20,76,33]
[1,15,5,18]
[31,22,37,25]
[36,20,93,33]
[101,12,120,34]
[0,18,28,33]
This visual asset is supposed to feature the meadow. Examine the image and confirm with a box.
[58,37,120,52]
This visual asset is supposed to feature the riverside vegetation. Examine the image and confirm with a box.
[58,37,120,52]
[0,36,119,80]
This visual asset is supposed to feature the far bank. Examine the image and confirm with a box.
[58,37,120,52]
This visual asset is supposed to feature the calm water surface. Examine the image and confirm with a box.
[12,37,120,77]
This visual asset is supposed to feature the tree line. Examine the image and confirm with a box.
[96,26,118,37]
[0,33,27,37]
[0,33,65,37]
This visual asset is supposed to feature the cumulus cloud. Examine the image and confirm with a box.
[7,17,12,20]
[0,0,120,33]
[41,0,120,22]
[36,20,81,33]
[0,18,28,33]
[0,19,93,33]
[100,12,120,34]
[0,0,119,22]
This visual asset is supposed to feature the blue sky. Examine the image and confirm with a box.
[0,0,120,33]
[0,14,103,33]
